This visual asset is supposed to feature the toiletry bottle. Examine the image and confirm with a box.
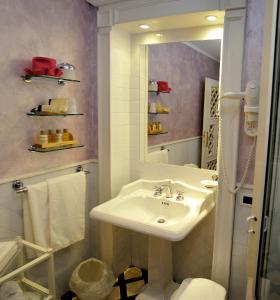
[148,80,158,92]
[152,122,157,133]
[48,130,56,143]
[63,129,69,141]
[155,122,159,133]
[149,103,157,113]
[62,129,74,141]
[39,130,48,145]
[156,102,162,113]
[56,129,63,143]
[148,123,153,134]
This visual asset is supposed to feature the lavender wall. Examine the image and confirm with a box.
[148,42,219,146]
[0,0,97,180]
[239,0,264,184]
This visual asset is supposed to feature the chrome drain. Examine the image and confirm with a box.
[157,218,166,224]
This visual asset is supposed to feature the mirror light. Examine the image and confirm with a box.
[139,24,150,29]
[205,15,217,22]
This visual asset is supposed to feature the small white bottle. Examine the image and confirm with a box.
[149,80,158,92]
[56,129,63,143]
[39,130,48,145]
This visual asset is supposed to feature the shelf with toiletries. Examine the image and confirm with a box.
[148,131,168,136]
[148,90,170,95]
[22,57,85,152]
[148,80,172,95]
[22,57,80,85]
[27,112,84,117]
[29,144,84,152]
[148,102,170,136]
[148,112,169,115]
[29,129,84,153]
[27,98,83,117]
[148,121,168,135]
[148,80,171,136]
[148,102,170,114]
[21,74,80,85]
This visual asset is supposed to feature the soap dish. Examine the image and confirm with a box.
[200,180,218,188]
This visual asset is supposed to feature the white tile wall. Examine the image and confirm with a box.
[148,137,202,166]
[109,28,133,274]
[130,42,147,168]
[229,185,253,300]
[0,161,99,298]
[110,28,131,199]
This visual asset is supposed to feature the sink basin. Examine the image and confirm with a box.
[90,179,215,241]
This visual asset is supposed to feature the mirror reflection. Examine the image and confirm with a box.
[147,40,221,170]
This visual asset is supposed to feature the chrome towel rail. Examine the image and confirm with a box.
[160,146,170,152]
[12,165,90,194]
[75,165,90,174]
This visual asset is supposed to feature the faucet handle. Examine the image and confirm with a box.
[176,190,184,201]
[154,185,163,191]
[154,185,163,197]
[212,174,219,181]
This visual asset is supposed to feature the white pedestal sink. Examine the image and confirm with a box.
[90,179,216,300]
[136,237,178,300]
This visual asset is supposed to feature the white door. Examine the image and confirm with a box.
[201,77,219,170]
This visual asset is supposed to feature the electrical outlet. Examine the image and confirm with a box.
[241,194,253,207]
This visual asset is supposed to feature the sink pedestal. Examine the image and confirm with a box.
[136,236,179,300]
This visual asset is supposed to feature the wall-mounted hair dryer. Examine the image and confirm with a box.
[219,80,259,136]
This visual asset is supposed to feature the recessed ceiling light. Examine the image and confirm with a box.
[139,24,150,29]
[155,33,162,37]
[205,15,217,22]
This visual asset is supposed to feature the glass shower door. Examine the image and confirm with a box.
[257,157,280,299]
[256,7,280,297]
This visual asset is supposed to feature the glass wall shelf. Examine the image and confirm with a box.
[148,132,168,136]
[21,74,80,85]
[26,112,84,117]
[28,144,84,152]
[148,90,170,95]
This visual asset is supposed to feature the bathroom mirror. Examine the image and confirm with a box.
[146,39,221,171]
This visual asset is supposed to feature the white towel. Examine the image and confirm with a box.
[0,241,18,274]
[47,172,86,251]
[23,173,86,252]
[0,281,27,300]
[23,182,49,249]
[147,149,169,164]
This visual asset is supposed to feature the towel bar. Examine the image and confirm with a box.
[160,146,170,152]
[13,165,90,193]
[75,165,91,174]
[12,180,28,193]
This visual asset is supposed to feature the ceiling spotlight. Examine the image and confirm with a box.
[139,24,150,29]
[155,33,163,37]
[205,15,217,22]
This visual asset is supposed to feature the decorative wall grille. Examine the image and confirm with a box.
[210,86,219,117]
[208,124,215,156]
[207,159,217,170]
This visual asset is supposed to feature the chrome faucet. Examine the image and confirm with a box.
[162,181,174,198]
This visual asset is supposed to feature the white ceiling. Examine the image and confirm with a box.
[117,10,225,34]
[184,39,221,62]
